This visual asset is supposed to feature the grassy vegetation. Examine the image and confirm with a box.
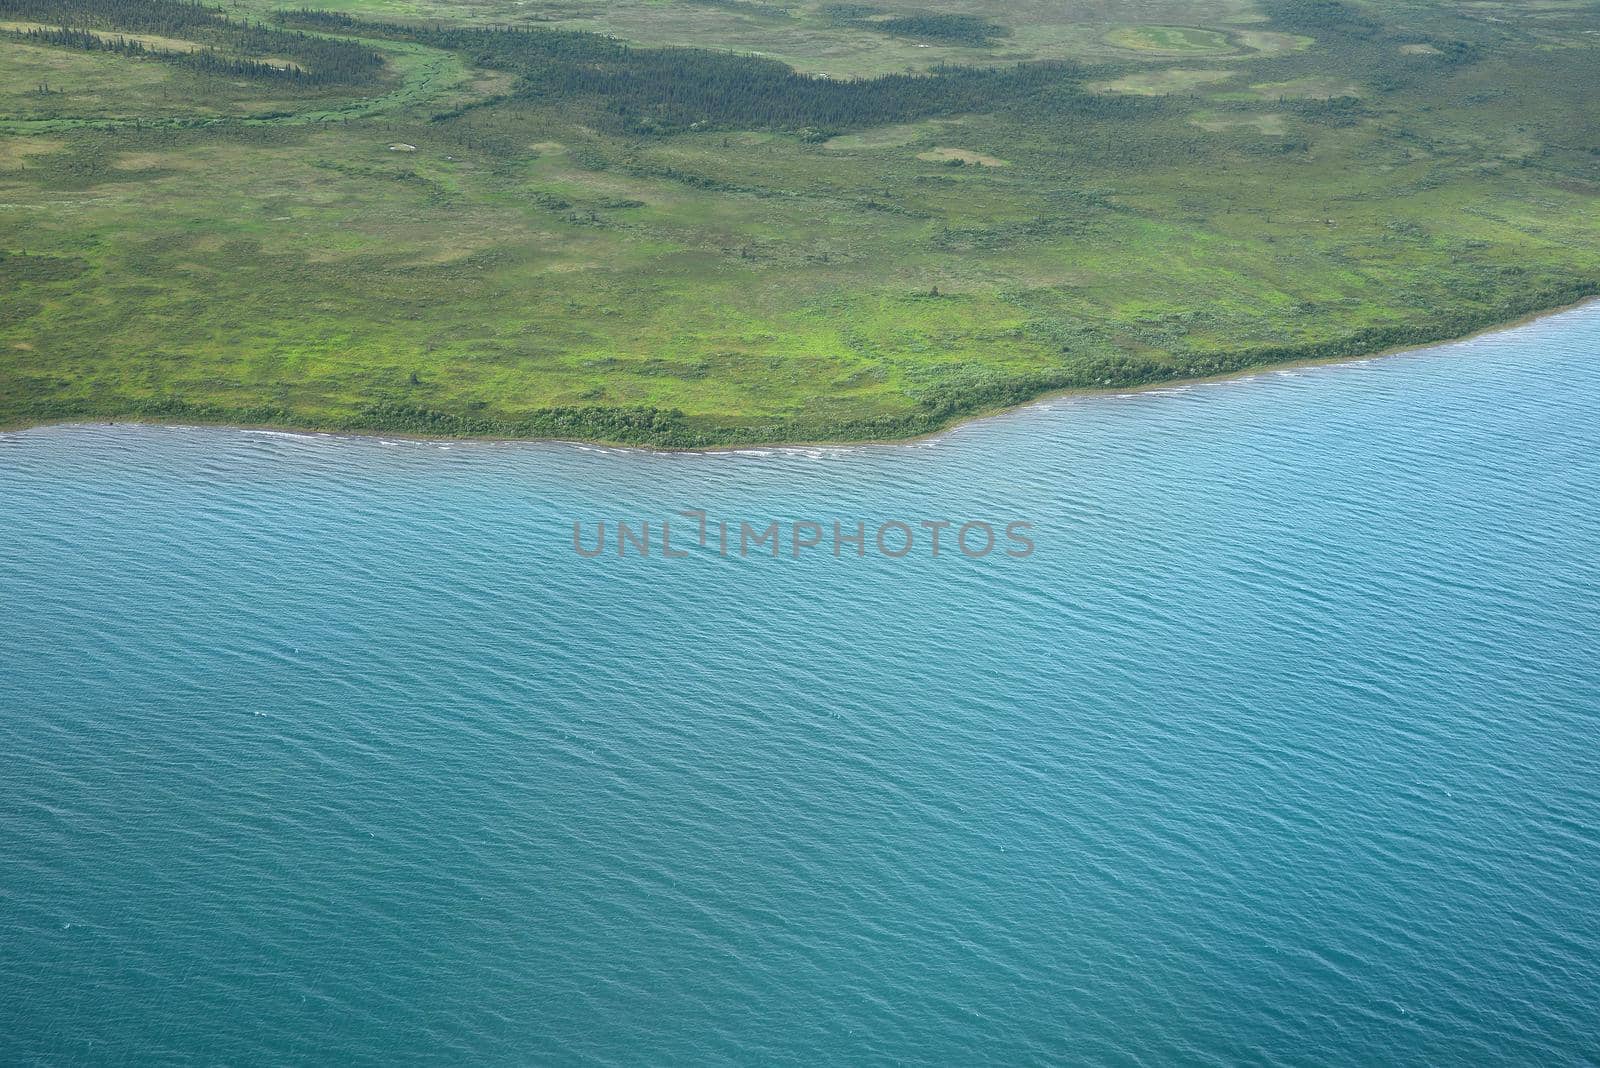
[2,0,1599,445]
[824,7,1011,47]
[1103,25,1235,54]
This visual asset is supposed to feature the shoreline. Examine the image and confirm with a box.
[6,296,1597,454]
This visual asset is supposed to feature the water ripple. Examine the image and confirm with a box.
[3,304,1600,1064]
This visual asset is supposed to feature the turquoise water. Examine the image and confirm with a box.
[4,306,1600,1064]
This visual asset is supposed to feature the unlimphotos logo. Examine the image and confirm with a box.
[572,510,1035,560]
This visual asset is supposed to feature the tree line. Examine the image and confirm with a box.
[869,14,1009,44]
[279,13,1150,135]
[821,6,1010,45]
[0,0,383,84]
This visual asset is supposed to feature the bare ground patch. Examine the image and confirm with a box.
[1095,68,1238,95]
[917,147,1008,166]
[1191,111,1287,134]
[0,137,63,170]
[824,120,951,151]
[1236,30,1314,54]
[1253,77,1361,100]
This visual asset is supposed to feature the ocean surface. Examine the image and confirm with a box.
[4,306,1600,1065]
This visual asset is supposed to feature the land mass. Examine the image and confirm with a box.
[2,0,1598,446]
